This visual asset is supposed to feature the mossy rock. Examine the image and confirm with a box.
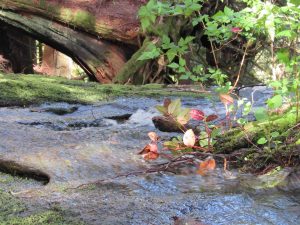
[0,190,84,225]
[214,112,297,154]
[0,73,203,107]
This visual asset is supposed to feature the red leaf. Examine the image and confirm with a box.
[231,27,242,33]
[205,114,218,122]
[197,157,216,176]
[190,109,204,121]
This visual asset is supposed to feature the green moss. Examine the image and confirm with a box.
[0,73,202,106]
[0,190,84,225]
[215,111,298,153]
[1,211,80,225]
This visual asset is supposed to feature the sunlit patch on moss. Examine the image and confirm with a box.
[0,73,201,107]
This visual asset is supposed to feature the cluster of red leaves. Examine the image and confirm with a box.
[138,95,237,176]
[138,132,160,160]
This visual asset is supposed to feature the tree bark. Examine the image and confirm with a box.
[0,0,144,83]
[0,23,35,74]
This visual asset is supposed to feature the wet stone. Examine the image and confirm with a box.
[0,96,300,225]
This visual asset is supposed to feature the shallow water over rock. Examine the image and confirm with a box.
[0,93,300,224]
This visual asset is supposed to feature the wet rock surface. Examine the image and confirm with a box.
[0,93,300,224]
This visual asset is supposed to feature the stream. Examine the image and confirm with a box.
[0,87,300,224]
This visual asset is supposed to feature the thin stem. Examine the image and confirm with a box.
[230,40,250,93]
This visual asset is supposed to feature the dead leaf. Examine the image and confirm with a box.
[163,98,171,108]
[148,132,160,142]
[219,94,234,105]
[205,114,218,122]
[173,216,207,225]
[138,143,158,155]
[138,143,159,160]
[158,55,166,66]
[197,157,216,176]
[138,144,151,155]
[143,151,159,160]
[183,129,196,147]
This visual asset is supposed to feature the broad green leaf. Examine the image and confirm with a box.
[179,58,186,67]
[176,108,191,125]
[166,49,177,62]
[224,6,234,17]
[257,137,268,145]
[237,118,247,125]
[155,105,167,115]
[137,43,161,60]
[254,107,269,121]
[276,49,290,65]
[163,141,180,149]
[271,131,280,138]
[168,99,181,115]
[276,30,295,39]
[267,95,283,109]
[211,128,221,138]
[290,0,300,6]
[167,62,179,69]
[184,36,195,44]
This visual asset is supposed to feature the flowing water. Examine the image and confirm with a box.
[0,90,300,224]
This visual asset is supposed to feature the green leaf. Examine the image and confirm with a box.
[211,128,221,138]
[271,131,280,138]
[156,105,167,115]
[267,95,283,109]
[179,58,186,67]
[176,108,191,125]
[184,36,195,44]
[137,43,161,61]
[257,137,268,145]
[166,49,177,62]
[164,141,180,150]
[237,118,247,125]
[173,5,184,15]
[224,6,234,17]
[254,107,269,121]
[276,30,294,39]
[168,99,181,115]
[167,62,179,69]
[290,0,300,6]
[276,49,290,65]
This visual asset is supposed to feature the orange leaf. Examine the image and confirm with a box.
[143,151,159,160]
[138,143,158,155]
[197,157,216,176]
[219,94,234,105]
[138,144,151,155]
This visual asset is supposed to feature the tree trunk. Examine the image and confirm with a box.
[0,0,144,83]
[0,23,34,74]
